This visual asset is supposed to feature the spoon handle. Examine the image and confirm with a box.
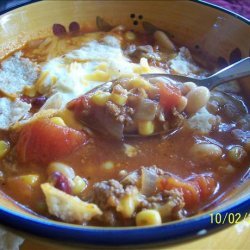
[204,57,250,89]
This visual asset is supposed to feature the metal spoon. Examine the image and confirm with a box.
[141,57,250,90]
[87,57,250,96]
[74,57,250,139]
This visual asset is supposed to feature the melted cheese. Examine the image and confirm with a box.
[36,34,163,110]
[169,47,201,75]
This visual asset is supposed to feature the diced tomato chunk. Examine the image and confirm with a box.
[193,175,217,201]
[159,176,200,208]
[158,175,217,209]
[156,81,181,113]
[67,96,90,118]
[16,119,87,164]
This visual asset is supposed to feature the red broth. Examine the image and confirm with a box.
[0,29,249,226]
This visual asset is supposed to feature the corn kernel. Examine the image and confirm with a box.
[136,209,162,226]
[125,31,136,41]
[36,71,49,90]
[117,195,136,218]
[91,91,111,106]
[130,77,151,90]
[123,144,138,157]
[47,162,75,179]
[97,63,108,71]
[50,117,67,127]
[102,161,114,170]
[85,70,110,81]
[110,93,127,106]
[134,58,150,73]
[57,109,83,130]
[23,86,37,97]
[51,76,57,85]
[72,176,87,195]
[138,121,154,136]
[19,175,39,186]
[0,140,10,159]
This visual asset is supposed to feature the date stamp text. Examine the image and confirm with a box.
[210,212,250,224]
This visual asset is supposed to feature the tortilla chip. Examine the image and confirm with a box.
[0,52,39,97]
[41,183,102,223]
[0,98,31,130]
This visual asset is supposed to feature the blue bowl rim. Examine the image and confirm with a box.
[0,193,249,246]
[0,0,249,246]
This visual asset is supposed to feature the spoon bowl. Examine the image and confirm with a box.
[69,57,250,139]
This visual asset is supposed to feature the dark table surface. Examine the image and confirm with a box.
[205,0,250,19]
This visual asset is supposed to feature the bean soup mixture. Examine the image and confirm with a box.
[0,25,249,227]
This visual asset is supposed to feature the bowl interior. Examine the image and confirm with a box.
[0,0,249,245]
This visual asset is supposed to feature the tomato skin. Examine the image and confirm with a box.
[16,119,87,164]
[157,81,181,113]
[158,175,217,209]
[193,175,217,201]
[159,177,200,208]
[67,96,90,120]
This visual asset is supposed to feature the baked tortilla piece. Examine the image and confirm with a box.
[0,51,39,97]
[41,183,102,224]
[186,107,220,135]
[169,47,204,76]
[0,98,31,130]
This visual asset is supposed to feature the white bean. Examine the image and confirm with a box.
[186,86,210,114]
[176,96,187,112]
[227,146,247,163]
[154,30,175,52]
[182,81,197,95]
[190,143,222,159]
[47,162,75,179]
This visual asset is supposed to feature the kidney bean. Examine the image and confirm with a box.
[20,95,47,108]
[31,96,47,108]
[49,171,72,194]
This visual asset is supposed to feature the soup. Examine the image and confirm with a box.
[0,24,249,227]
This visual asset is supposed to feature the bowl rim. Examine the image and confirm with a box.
[0,0,249,246]
[0,193,249,246]
[194,0,249,23]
